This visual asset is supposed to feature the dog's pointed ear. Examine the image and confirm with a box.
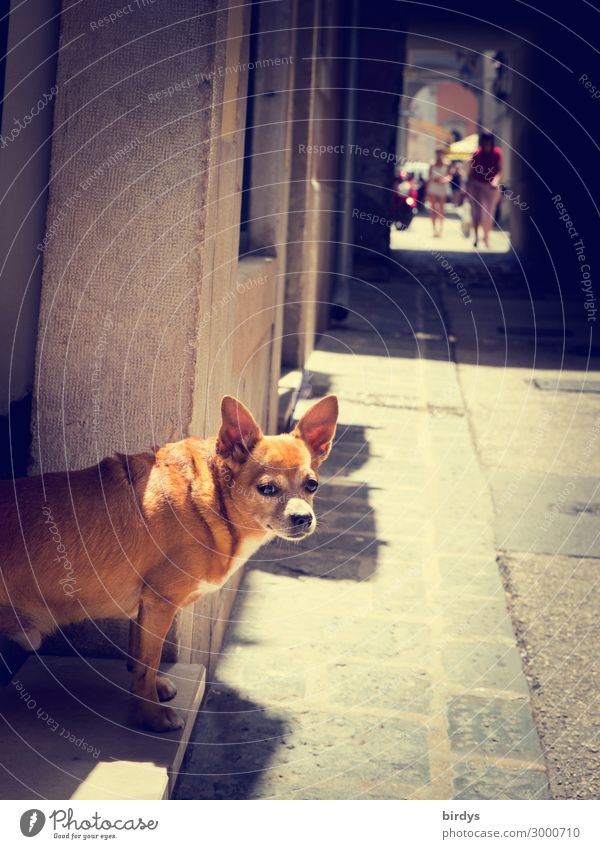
[217,396,263,461]
[293,395,338,467]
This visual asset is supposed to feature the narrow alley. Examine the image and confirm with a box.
[176,213,598,800]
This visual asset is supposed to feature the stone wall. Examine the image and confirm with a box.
[282,0,344,369]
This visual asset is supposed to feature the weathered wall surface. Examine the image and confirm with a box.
[32,1,226,474]
[352,7,404,267]
[0,3,60,478]
[282,0,343,370]
[246,0,298,428]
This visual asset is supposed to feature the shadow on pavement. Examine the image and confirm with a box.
[175,685,290,799]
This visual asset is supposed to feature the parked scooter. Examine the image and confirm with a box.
[392,171,418,230]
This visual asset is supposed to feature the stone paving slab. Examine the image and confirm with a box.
[447,695,546,761]
[492,471,600,558]
[452,761,550,800]
[533,378,600,394]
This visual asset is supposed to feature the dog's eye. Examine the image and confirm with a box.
[305,478,318,493]
[257,482,278,497]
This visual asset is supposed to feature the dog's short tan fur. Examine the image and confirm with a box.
[0,395,338,731]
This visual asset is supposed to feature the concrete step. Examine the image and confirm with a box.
[0,655,205,799]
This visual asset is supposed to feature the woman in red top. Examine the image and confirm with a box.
[466,131,502,248]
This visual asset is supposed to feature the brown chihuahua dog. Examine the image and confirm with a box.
[0,395,338,732]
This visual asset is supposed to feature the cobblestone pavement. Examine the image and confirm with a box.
[426,213,600,799]
[176,216,554,800]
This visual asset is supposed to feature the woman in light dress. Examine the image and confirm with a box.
[426,148,451,237]
[465,131,503,248]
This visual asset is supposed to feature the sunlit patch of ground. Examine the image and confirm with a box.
[390,208,511,254]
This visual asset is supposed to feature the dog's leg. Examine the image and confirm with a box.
[130,591,183,732]
[127,616,138,672]
[156,671,178,702]
[128,602,177,702]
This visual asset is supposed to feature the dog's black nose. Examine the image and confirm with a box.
[290,512,313,529]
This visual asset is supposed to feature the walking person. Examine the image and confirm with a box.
[466,131,503,248]
[426,148,450,237]
[449,162,464,206]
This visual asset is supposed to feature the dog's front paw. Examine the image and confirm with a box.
[135,703,184,733]
[156,674,177,702]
